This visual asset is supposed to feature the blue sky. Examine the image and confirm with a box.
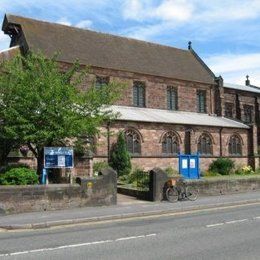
[0,0,260,85]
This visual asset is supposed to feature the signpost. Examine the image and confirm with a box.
[42,147,74,184]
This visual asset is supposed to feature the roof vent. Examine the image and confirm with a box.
[245,75,250,86]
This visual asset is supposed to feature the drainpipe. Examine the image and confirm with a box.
[219,127,223,157]
[107,121,111,161]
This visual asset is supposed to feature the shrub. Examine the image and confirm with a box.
[164,166,179,177]
[129,168,149,189]
[235,165,254,175]
[93,161,109,175]
[119,167,149,189]
[208,158,235,175]
[0,167,39,185]
[109,131,131,177]
[0,164,29,174]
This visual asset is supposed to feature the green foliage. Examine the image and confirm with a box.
[119,167,149,189]
[208,158,235,175]
[93,161,109,174]
[0,164,29,174]
[255,168,260,174]
[0,167,39,185]
[109,131,132,177]
[0,52,124,172]
[164,166,179,177]
[235,165,254,175]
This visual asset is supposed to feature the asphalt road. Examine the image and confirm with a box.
[0,203,260,260]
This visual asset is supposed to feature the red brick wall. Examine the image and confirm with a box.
[93,121,249,171]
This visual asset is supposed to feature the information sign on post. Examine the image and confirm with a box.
[44,147,74,168]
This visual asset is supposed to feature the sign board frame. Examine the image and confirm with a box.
[44,147,74,169]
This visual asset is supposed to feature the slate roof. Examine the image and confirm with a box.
[2,14,215,84]
[109,105,249,129]
[224,82,260,94]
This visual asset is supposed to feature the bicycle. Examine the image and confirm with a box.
[165,178,198,202]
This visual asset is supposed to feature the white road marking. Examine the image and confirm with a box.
[225,219,248,224]
[206,217,257,228]
[0,233,157,257]
[206,223,224,228]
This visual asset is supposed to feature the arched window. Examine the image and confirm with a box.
[162,132,180,154]
[125,129,141,154]
[228,135,242,155]
[198,133,212,155]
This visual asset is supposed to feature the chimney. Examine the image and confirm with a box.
[245,75,250,86]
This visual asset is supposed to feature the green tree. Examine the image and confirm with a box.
[109,131,132,176]
[0,52,123,174]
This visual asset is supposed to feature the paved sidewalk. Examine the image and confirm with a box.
[1,191,260,230]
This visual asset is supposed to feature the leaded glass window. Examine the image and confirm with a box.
[125,129,141,154]
[225,102,234,118]
[243,105,253,123]
[198,133,212,155]
[228,135,242,155]
[162,132,179,154]
[95,76,109,88]
[197,90,206,113]
[167,86,178,110]
[133,81,145,107]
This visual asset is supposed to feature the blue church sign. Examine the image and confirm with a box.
[44,147,74,169]
[179,153,200,179]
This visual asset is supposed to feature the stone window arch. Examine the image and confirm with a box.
[198,133,213,155]
[228,134,242,155]
[161,131,180,155]
[125,129,141,155]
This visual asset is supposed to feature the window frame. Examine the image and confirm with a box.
[224,102,234,118]
[125,129,141,155]
[228,135,242,156]
[197,133,213,155]
[162,132,180,155]
[243,104,253,124]
[167,86,178,111]
[95,76,109,89]
[133,81,145,107]
[197,90,207,113]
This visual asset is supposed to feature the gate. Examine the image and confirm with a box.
[179,153,200,179]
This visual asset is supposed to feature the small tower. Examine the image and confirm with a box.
[245,75,250,86]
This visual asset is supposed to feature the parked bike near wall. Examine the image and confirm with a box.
[165,177,199,203]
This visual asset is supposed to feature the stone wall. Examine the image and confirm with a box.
[189,177,260,196]
[94,121,249,171]
[0,168,117,215]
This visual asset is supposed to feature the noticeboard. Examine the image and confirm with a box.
[44,147,74,169]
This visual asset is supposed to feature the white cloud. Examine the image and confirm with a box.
[205,53,260,86]
[153,0,194,22]
[56,17,71,26]
[75,19,93,29]
[122,0,193,22]
[196,0,260,22]
[0,31,10,51]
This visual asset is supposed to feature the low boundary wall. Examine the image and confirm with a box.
[0,168,117,215]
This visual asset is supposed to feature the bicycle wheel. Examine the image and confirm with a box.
[166,187,179,202]
[186,186,198,201]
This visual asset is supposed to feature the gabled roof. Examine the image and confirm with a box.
[224,82,260,94]
[109,105,249,129]
[2,14,215,84]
